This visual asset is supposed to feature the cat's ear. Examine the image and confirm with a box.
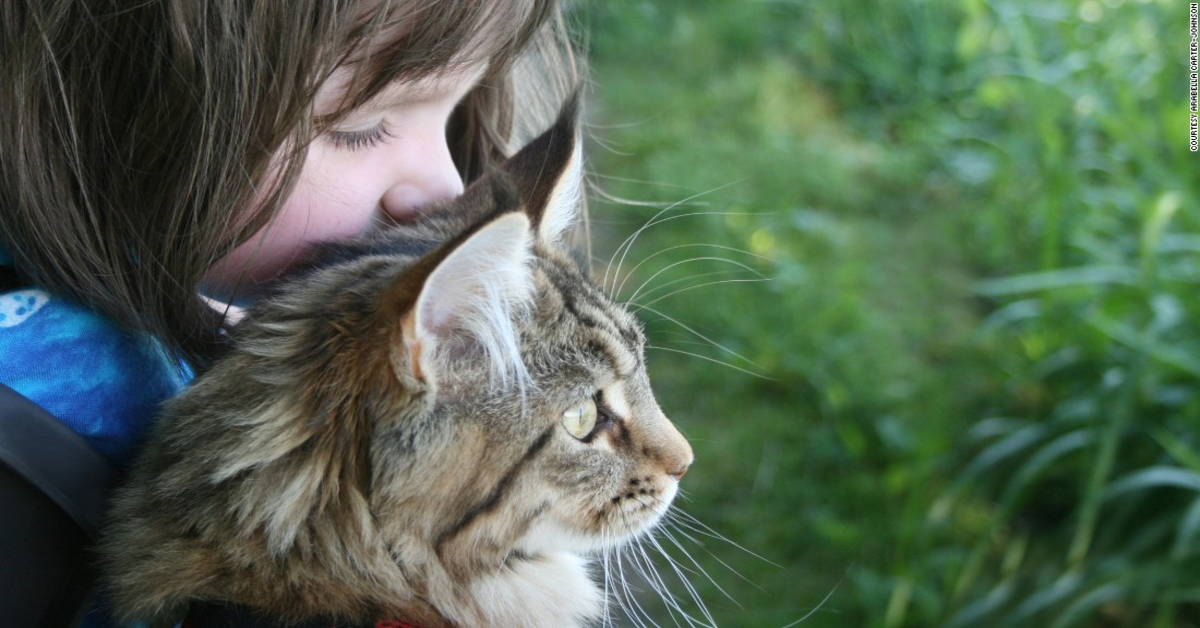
[502,91,583,245]
[399,211,533,389]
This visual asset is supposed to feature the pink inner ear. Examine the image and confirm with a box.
[407,212,534,386]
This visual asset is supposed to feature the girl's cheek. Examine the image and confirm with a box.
[203,150,369,298]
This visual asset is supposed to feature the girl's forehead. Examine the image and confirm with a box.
[313,59,490,117]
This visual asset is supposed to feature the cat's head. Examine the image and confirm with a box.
[366,95,694,566]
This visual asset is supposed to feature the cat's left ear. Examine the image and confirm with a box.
[397,211,533,389]
[502,91,583,245]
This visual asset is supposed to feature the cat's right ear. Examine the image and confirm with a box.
[501,91,583,245]
[395,212,534,390]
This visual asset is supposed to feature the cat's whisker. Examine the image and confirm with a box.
[618,497,717,628]
[621,255,765,308]
[589,188,686,213]
[612,512,659,628]
[648,340,717,350]
[642,503,742,615]
[640,532,717,628]
[601,177,746,297]
[661,522,764,592]
[632,278,772,314]
[636,535,686,628]
[616,243,769,305]
[602,541,626,628]
[628,268,760,306]
[626,515,698,628]
[605,209,755,300]
[607,542,639,628]
[776,568,849,628]
[588,171,698,191]
[586,134,634,157]
[640,527,703,584]
[603,199,688,297]
[609,552,644,628]
[657,527,742,608]
[642,333,712,349]
[648,503,774,594]
[636,304,766,371]
[628,536,685,628]
[667,508,782,569]
[646,345,774,381]
[600,547,615,628]
[639,534,707,628]
[619,548,659,628]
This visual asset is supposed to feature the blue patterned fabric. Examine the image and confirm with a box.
[0,253,189,467]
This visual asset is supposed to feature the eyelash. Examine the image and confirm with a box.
[326,123,395,152]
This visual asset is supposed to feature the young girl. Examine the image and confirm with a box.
[0,0,578,625]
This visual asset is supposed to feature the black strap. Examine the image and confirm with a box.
[184,601,401,628]
[186,601,331,628]
[0,265,23,292]
[0,382,121,537]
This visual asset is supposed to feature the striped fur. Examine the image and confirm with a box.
[101,98,692,628]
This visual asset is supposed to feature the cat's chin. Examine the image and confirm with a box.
[466,551,602,628]
[515,518,601,555]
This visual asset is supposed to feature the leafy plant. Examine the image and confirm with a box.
[581,0,1197,625]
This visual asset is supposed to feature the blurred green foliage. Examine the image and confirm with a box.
[578,0,1198,626]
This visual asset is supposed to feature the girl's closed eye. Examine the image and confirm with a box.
[326,121,396,152]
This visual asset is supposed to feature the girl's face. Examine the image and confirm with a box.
[203,63,487,301]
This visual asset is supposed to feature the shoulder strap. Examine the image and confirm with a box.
[0,265,22,292]
[184,601,421,628]
[0,382,120,537]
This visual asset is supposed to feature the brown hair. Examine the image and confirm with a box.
[0,0,578,368]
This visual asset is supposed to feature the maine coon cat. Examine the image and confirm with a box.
[99,97,693,628]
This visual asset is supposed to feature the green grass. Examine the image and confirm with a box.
[579,1,1198,626]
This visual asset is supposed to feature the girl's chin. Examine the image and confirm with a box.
[202,251,300,305]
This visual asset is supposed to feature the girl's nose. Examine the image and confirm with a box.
[379,131,464,222]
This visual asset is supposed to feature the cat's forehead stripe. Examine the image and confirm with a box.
[540,261,642,355]
[585,338,638,380]
[541,270,644,378]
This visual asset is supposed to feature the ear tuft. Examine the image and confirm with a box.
[404,212,534,391]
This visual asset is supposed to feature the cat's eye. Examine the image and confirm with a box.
[561,398,599,440]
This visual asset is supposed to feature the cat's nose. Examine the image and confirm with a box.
[659,421,693,482]
[669,461,691,481]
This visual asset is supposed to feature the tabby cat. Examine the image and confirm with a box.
[100,97,693,628]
